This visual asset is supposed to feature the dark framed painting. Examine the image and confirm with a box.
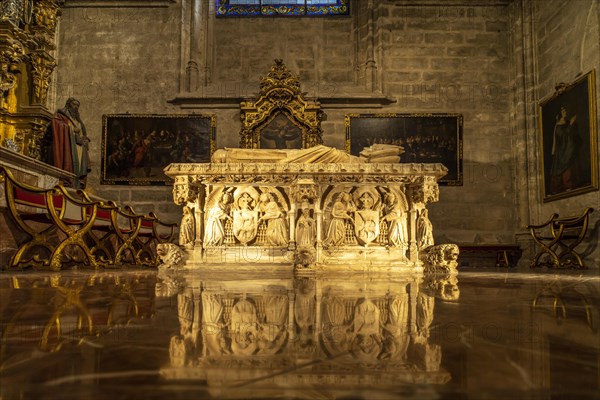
[345,113,463,185]
[538,69,598,202]
[101,114,216,185]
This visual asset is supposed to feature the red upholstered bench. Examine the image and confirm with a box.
[1,166,100,270]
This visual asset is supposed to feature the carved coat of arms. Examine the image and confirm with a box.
[354,210,380,245]
[233,209,259,244]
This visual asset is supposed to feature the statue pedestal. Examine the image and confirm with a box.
[165,161,447,271]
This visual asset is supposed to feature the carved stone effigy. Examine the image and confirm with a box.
[164,146,449,270]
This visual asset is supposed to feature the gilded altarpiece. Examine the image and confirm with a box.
[0,0,60,159]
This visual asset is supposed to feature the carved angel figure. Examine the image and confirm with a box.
[258,193,288,246]
[416,208,435,249]
[323,192,354,247]
[381,193,408,248]
[204,191,232,246]
[381,295,410,360]
[201,292,227,356]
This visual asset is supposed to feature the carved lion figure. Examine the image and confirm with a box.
[420,243,459,273]
[156,243,187,269]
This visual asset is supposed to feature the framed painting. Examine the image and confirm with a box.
[101,114,216,185]
[345,113,463,185]
[538,69,598,202]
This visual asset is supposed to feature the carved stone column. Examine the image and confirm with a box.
[407,176,440,262]
[287,288,295,342]
[408,281,418,335]
[193,185,205,249]
[173,175,203,249]
[408,208,418,262]
[186,0,202,92]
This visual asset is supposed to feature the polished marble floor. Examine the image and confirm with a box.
[0,266,598,400]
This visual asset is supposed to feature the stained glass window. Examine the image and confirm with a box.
[216,0,349,17]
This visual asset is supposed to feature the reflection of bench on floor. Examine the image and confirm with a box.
[527,207,594,269]
[458,244,523,267]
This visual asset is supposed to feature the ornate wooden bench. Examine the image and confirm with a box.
[1,166,101,270]
[79,193,144,267]
[125,206,177,267]
[527,207,594,269]
[1,166,177,270]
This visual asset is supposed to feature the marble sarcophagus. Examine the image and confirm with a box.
[164,146,449,270]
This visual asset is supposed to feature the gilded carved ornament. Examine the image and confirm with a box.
[239,59,323,149]
[0,0,23,24]
[0,1,60,159]
[31,1,61,49]
[29,51,56,105]
[33,0,60,31]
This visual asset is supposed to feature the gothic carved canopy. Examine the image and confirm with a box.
[239,59,323,149]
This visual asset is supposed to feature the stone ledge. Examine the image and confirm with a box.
[168,93,397,109]
[63,0,176,7]
[164,162,448,178]
[0,147,74,183]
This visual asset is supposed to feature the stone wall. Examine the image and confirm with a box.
[53,0,520,249]
[375,2,514,245]
[511,0,600,267]
[54,5,183,218]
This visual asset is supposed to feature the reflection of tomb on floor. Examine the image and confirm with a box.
[159,269,453,392]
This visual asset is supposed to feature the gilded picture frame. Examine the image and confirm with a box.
[538,69,598,202]
[345,113,463,186]
[101,114,216,185]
